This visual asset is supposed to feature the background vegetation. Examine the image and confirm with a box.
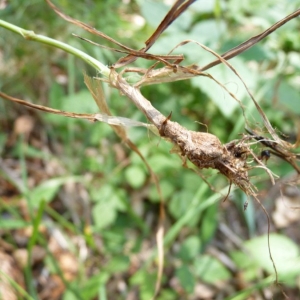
[0,0,300,299]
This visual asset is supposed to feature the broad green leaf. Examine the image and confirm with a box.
[80,272,109,300]
[92,200,117,230]
[192,0,216,13]
[61,90,98,113]
[149,179,175,202]
[91,185,126,211]
[62,290,77,300]
[125,165,146,189]
[175,265,195,294]
[102,230,127,253]
[189,20,227,47]
[178,235,201,261]
[230,250,260,282]
[130,269,156,300]
[278,80,300,114]
[244,233,300,278]
[194,255,231,284]
[105,255,130,274]
[157,289,177,300]
[139,0,192,31]
[139,0,168,29]
[169,190,195,220]
[192,57,257,118]
[147,153,180,173]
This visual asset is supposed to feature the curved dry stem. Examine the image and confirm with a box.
[199,9,300,72]
[252,195,279,285]
[113,69,258,195]
[0,91,153,129]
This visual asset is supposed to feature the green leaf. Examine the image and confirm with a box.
[62,290,77,300]
[91,185,126,210]
[194,255,231,284]
[178,236,201,261]
[30,177,81,208]
[192,0,216,13]
[130,269,156,300]
[200,203,218,246]
[0,218,29,230]
[278,80,300,113]
[0,133,7,155]
[230,250,259,282]
[175,265,195,294]
[139,0,168,29]
[125,165,146,189]
[61,90,98,113]
[105,255,130,274]
[147,153,180,173]
[169,190,195,220]
[91,185,127,230]
[102,229,127,253]
[80,272,110,300]
[149,179,175,202]
[234,191,256,237]
[157,289,177,300]
[140,0,192,32]
[189,20,227,46]
[244,233,300,278]
[192,57,257,118]
[92,200,117,230]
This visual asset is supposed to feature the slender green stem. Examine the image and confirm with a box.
[0,270,34,300]
[0,19,110,77]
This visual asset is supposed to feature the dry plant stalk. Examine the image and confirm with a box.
[113,70,258,195]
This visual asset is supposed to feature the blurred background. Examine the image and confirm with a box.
[1,0,300,299]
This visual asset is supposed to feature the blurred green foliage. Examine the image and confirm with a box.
[1,0,300,299]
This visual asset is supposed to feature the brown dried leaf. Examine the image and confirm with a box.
[57,252,79,281]
[114,0,196,68]
[272,196,300,228]
[13,115,34,137]
[46,0,182,69]
[0,251,25,300]
[38,274,65,300]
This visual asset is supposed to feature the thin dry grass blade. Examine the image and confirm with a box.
[46,0,133,52]
[152,217,164,300]
[253,195,279,284]
[73,34,183,66]
[114,0,196,68]
[144,0,197,49]
[200,9,300,72]
[0,91,152,128]
[0,91,94,121]
[46,0,183,68]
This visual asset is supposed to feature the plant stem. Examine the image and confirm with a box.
[0,19,110,77]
